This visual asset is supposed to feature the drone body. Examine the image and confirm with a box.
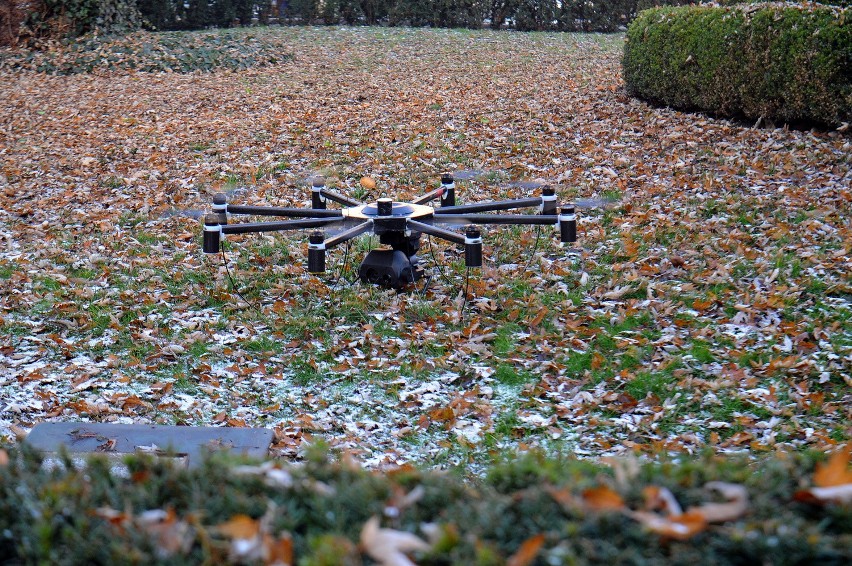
[203,174,577,289]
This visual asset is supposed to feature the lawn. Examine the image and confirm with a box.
[0,26,849,471]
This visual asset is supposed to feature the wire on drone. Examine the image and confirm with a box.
[460,266,471,319]
[521,225,543,272]
[220,247,263,313]
[330,240,355,289]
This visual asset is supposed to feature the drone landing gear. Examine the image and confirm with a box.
[358,249,423,289]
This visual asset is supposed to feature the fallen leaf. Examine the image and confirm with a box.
[642,486,683,516]
[9,425,28,441]
[627,510,707,540]
[795,484,852,505]
[687,482,749,523]
[582,485,625,511]
[507,533,546,566]
[267,534,294,566]
[216,514,261,540]
[602,285,633,300]
[96,438,118,452]
[670,255,686,268]
[813,445,852,487]
[136,509,194,558]
[794,445,852,504]
[360,516,430,566]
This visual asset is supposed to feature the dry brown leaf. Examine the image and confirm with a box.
[506,533,546,566]
[545,485,582,510]
[813,445,852,487]
[96,438,118,452]
[795,484,852,505]
[528,307,549,327]
[9,425,28,441]
[687,482,749,523]
[136,509,194,558]
[360,515,430,566]
[266,534,294,566]
[581,485,625,511]
[360,176,377,190]
[795,446,852,504]
[602,285,634,300]
[93,506,131,529]
[0,449,8,467]
[642,486,683,516]
[603,456,641,490]
[216,514,261,539]
[627,510,707,540]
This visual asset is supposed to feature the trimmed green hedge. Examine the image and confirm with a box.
[0,445,850,564]
[623,3,852,128]
[0,29,291,74]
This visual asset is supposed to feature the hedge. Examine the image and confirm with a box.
[0,29,291,74]
[0,444,850,564]
[623,2,852,129]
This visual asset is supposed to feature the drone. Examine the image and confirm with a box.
[202,173,579,289]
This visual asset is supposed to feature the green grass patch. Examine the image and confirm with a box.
[626,370,676,401]
[492,363,534,387]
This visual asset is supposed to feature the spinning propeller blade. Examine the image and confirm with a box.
[160,208,205,220]
[574,197,620,209]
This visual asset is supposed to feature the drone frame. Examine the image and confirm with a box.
[202,174,578,288]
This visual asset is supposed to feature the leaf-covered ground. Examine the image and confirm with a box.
[0,26,849,471]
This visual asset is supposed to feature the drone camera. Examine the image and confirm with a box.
[359,249,422,289]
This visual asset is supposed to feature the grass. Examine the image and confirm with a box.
[625,371,675,401]
[0,24,848,470]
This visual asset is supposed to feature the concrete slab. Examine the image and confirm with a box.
[25,422,273,468]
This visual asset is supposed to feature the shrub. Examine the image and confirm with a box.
[0,444,850,564]
[21,0,142,43]
[623,2,852,129]
[0,28,292,73]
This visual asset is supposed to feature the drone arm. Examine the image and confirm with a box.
[220,217,342,235]
[319,188,362,208]
[325,220,373,248]
[431,214,558,226]
[225,205,344,219]
[433,197,543,215]
[406,219,466,245]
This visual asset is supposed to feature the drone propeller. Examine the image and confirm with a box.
[573,197,620,209]
[159,184,257,221]
[509,179,549,190]
[448,168,487,181]
[505,178,620,210]
[160,208,206,220]
[297,172,326,187]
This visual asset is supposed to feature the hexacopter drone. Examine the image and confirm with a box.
[202,173,578,289]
